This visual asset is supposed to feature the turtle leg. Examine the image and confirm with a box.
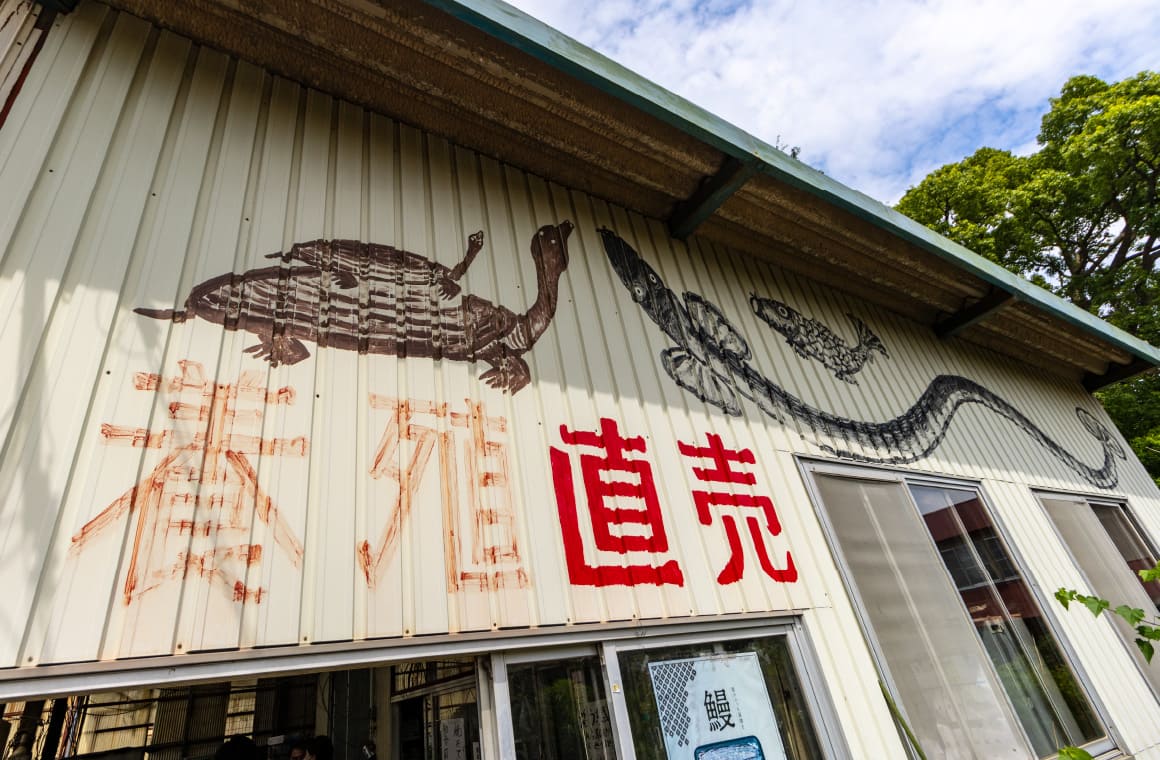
[479,351,530,394]
[244,334,312,367]
[439,230,485,299]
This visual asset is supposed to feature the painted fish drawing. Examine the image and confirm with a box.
[136,222,573,393]
[599,228,1125,489]
[750,295,887,383]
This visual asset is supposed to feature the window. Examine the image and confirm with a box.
[492,622,847,760]
[615,634,826,760]
[1039,495,1160,692]
[8,677,317,760]
[506,654,614,760]
[390,658,481,760]
[805,466,1111,759]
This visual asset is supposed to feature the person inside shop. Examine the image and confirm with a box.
[288,739,309,760]
[305,735,333,760]
[215,736,263,760]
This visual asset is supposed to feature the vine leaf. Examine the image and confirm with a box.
[1079,595,1109,617]
[1114,605,1146,626]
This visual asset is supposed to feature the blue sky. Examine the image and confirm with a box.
[507,0,1160,204]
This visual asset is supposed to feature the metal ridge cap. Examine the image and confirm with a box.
[419,0,1160,369]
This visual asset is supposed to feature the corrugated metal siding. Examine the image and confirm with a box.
[3,1,1160,755]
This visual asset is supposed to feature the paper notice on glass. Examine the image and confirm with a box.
[647,652,785,760]
[578,698,614,759]
[440,717,466,760]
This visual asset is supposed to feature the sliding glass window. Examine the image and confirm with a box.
[806,467,1111,759]
[1039,494,1160,694]
[492,621,848,760]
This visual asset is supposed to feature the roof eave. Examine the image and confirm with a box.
[423,0,1160,377]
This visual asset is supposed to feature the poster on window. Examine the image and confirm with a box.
[439,718,466,760]
[647,652,785,760]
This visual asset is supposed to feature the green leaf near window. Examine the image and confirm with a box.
[1113,605,1146,626]
[1080,595,1110,617]
[1139,562,1160,583]
[1136,639,1155,663]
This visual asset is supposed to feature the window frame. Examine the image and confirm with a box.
[488,617,850,760]
[1035,490,1160,700]
[797,458,1121,759]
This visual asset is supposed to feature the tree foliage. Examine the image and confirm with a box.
[897,72,1160,484]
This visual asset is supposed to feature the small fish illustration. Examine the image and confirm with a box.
[749,295,887,383]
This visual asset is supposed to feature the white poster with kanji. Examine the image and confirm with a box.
[647,652,786,760]
[439,717,466,760]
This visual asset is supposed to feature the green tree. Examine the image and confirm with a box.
[897,72,1160,484]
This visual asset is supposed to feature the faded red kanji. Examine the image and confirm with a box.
[679,432,796,585]
[360,396,527,592]
[550,418,683,587]
[71,361,307,605]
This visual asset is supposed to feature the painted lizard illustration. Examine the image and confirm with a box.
[599,227,1125,489]
[136,221,573,393]
[750,295,887,383]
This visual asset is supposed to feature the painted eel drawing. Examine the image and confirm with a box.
[136,222,573,393]
[599,228,1125,489]
[750,295,887,383]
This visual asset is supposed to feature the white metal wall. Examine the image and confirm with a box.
[2,2,1160,756]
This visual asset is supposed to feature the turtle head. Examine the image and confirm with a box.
[532,220,572,272]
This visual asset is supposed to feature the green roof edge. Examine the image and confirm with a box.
[422,0,1160,369]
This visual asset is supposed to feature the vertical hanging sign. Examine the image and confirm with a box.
[647,652,785,760]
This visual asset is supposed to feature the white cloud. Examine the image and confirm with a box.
[507,0,1160,204]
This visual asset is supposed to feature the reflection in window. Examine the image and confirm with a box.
[1041,496,1160,694]
[391,658,479,760]
[617,636,824,760]
[910,485,1102,757]
[811,473,1108,759]
[1093,503,1160,611]
[508,655,614,760]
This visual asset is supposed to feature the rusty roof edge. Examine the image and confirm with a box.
[421,0,1160,374]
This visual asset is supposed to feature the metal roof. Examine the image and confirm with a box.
[92,0,1160,387]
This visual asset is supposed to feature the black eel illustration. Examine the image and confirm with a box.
[750,295,887,383]
[136,221,573,394]
[599,228,1125,489]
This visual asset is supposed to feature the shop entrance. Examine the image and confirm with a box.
[0,661,485,760]
[497,648,615,760]
[489,620,846,760]
[1,620,848,760]
[389,659,479,760]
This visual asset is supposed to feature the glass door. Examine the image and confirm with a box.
[491,623,846,760]
[494,647,617,760]
[604,626,838,760]
[390,658,481,760]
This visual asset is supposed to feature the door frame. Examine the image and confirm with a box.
[488,617,849,760]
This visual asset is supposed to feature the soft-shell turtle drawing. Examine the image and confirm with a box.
[136,221,573,394]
